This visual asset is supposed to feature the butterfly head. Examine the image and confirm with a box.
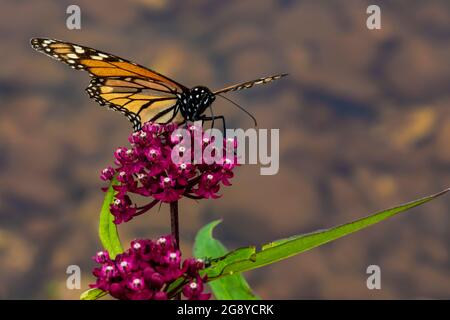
[180,86,215,121]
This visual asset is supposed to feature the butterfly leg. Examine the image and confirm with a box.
[200,117,215,131]
[200,115,226,137]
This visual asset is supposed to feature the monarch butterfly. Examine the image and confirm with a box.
[31,38,287,131]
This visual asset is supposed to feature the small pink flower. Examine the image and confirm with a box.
[164,251,181,268]
[182,277,211,300]
[94,250,110,264]
[109,195,137,224]
[100,167,115,181]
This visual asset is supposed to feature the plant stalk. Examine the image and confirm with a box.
[170,201,181,301]
[170,201,180,249]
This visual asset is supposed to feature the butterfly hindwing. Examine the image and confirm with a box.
[31,38,187,130]
[86,77,182,130]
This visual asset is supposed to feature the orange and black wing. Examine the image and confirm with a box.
[213,74,288,95]
[30,38,187,130]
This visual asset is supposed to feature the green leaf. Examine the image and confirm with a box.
[165,277,188,298]
[203,188,449,280]
[80,288,107,300]
[194,220,259,300]
[99,178,123,259]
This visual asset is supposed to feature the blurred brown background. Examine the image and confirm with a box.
[0,0,449,299]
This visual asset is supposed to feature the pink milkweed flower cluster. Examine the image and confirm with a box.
[100,122,238,224]
[90,236,210,300]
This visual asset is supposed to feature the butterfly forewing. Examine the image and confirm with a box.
[31,38,187,130]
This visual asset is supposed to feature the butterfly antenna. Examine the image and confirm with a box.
[217,94,258,127]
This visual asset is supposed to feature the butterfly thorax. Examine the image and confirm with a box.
[178,86,215,121]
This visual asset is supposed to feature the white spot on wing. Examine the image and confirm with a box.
[74,46,85,54]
